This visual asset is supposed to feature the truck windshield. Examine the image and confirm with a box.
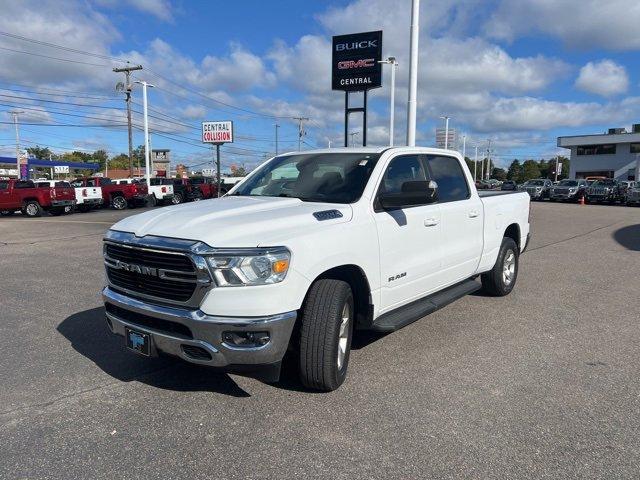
[233,152,381,203]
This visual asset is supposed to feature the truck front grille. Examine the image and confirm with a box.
[104,241,210,306]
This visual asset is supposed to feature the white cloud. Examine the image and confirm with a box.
[575,60,629,97]
[486,0,640,50]
[95,0,174,22]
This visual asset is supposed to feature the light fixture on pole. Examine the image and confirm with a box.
[406,0,420,147]
[134,80,155,187]
[378,56,398,146]
[440,116,450,150]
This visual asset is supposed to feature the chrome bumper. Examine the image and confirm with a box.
[102,287,297,368]
[52,199,75,207]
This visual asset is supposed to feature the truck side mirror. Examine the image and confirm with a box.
[379,180,438,210]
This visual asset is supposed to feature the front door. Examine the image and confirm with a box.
[374,154,443,312]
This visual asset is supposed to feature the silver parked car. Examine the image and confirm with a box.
[625,181,640,206]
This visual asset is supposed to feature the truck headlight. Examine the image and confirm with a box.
[205,248,290,286]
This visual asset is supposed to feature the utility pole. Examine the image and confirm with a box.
[349,132,359,147]
[114,65,143,177]
[462,134,466,159]
[379,57,398,146]
[474,145,478,182]
[275,124,280,155]
[406,0,420,146]
[486,139,492,180]
[293,116,309,151]
[9,110,23,179]
[135,80,154,186]
[328,139,332,148]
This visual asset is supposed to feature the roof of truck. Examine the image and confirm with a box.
[277,146,462,157]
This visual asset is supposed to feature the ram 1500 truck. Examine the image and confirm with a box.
[102,147,531,391]
[66,179,103,211]
[135,178,174,206]
[0,179,75,216]
[73,177,148,210]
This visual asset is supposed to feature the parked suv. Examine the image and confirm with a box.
[549,179,588,202]
[586,179,621,204]
[625,181,640,206]
[519,179,553,200]
[501,180,517,191]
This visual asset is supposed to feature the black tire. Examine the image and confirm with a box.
[22,201,42,218]
[111,195,127,210]
[148,194,157,207]
[78,204,90,213]
[298,279,354,392]
[172,192,184,204]
[481,237,519,297]
[192,191,203,201]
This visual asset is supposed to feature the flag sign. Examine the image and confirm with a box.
[202,121,233,144]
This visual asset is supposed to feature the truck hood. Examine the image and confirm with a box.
[110,195,353,247]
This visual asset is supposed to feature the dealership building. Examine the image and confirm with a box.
[557,125,640,181]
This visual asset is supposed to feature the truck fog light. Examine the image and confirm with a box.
[222,331,270,348]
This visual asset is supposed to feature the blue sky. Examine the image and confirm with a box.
[0,0,638,170]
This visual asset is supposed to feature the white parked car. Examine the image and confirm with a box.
[102,147,531,391]
[68,179,103,211]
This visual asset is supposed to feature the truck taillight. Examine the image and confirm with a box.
[50,188,56,198]
[161,186,166,193]
[82,188,88,197]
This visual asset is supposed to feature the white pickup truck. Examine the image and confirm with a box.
[68,179,103,211]
[112,178,175,206]
[102,147,531,391]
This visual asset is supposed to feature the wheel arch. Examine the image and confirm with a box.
[504,223,521,250]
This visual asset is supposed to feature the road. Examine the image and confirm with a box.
[1,202,639,479]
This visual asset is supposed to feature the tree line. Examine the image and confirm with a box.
[463,156,570,182]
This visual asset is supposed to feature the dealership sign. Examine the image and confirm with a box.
[332,30,383,91]
[53,165,69,174]
[202,121,233,144]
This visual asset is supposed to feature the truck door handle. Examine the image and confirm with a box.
[468,210,479,218]
[424,218,439,227]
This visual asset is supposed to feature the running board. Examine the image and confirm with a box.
[371,279,481,332]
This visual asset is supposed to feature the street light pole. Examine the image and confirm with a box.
[474,145,478,182]
[135,80,155,186]
[275,124,280,155]
[406,0,420,147]
[462,134,466,159]
[440,116,450,149]
[379,57,398,146]
[10,110,23,179]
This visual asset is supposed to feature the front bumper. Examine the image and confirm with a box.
[550,192,578,201]
[102,287,297,368]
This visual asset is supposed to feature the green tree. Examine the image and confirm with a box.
[507,160,523,182]
[26,145,55,159]
[522,160,541,181]
[491,167,507,181]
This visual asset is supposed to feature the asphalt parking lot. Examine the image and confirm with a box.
[1,202,639,479]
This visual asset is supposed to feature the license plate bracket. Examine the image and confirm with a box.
[125,327,150,356]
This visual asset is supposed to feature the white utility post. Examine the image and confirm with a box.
[486,139,492,180]
[135,80,155,186]
[474,145,478,182]
[379,56,398,146]
[480,149,484,181]
[440,116,450,149]
[462,134,466,159]
[10,110,23,179]
[406,0,420,147]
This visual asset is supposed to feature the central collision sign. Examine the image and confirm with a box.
[332,30,383,92]
[202,121,234,144]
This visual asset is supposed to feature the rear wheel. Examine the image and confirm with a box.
[111,195,127,210]
[481,237,519,296]
[192,191,203,201]
[298,279,354,392]
[172,192,184,204]
[22,201,42,218]
[148,194,157,207]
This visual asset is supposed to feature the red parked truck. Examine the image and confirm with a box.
[73,177,148,210]
[0,179,76,217]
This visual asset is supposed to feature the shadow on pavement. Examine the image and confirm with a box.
[612,224,640,251]
[57,307,250,397]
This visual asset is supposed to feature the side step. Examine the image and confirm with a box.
[371,279,481,332]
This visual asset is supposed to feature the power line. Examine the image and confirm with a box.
[0,45,109,67]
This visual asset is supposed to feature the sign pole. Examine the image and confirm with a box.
[344,92,349,147]
[216,144,221,198]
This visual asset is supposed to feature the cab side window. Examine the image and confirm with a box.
[379,155,427,195]
[426,155,470,203]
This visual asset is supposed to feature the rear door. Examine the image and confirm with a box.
[426,154,483,285]
[374,154,443,311]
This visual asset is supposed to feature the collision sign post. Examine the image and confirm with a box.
[202,121,233,197]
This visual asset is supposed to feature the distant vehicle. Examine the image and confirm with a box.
[487,179,501,189]
[519,179,553,200]
[0,179,75,217]
[189,176,221,199]
[549,179,588,202]
[136,178,174,206]
[624,181,640,206]
[67,179,103,212]
[72,177,148,210]
[476,180,491,190]
[501,180,517,191]
[586,179,621,204]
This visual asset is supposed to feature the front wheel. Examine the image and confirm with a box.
[298,279,354,392]
[481,237,519,296]
[172,192,184,204]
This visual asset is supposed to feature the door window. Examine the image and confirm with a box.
[379,155,427,195]
[426,156,470,203]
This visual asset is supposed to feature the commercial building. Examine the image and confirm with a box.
[557,125,640,181]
